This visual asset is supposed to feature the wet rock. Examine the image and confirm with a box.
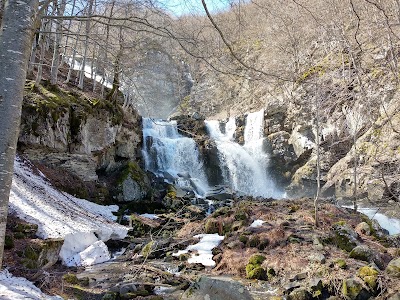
[182,276,253,300]
[355,222,371,236]
[386,257,400,277]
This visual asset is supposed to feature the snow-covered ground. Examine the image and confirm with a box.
[0,270,62,300]
[9,156,128,266]
[173,234,224,267]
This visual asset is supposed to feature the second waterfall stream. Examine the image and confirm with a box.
[206,109,282,198]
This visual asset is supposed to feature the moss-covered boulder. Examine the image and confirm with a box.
[287,288,311,300]
[358,266,379,290]
[342,278,371,300]
[349,245,373,262]
[349,245,384,269]
[116,161,150,202]
[328,224,359,252]
[246,254,267,280]
[386,258,400,278]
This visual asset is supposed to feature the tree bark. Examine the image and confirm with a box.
[50,0,66,84]
[0,0,38,267]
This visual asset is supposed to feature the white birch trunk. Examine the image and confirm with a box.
[0,0,38,266]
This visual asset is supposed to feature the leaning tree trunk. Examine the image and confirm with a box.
[0,0,38,267]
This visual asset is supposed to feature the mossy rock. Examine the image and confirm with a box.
[336,259,347,269]
[349,245,373,262]
[249,254,266,265]
[246,265,267,280]
[358,266,378,290]
[386,258,400,278]
[327,224,358,252]
[342,278,370,300]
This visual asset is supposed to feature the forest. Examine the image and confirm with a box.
[0,0,400,299]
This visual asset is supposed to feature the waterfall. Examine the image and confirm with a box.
[142,118,209,197]
[206,110,282,198]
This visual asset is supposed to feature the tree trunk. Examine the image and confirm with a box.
[314,85,321,227]
[107,26,123,102]
[78,0,94,90]
[65,22,82,84]
[50,0,66,84]
[0,0,38,267]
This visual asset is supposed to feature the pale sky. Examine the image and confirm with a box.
[158,0,232,16]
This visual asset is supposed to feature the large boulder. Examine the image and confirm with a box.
[386,258,400,278]
[182,276,253,300]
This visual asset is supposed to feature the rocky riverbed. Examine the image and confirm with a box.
[4,195,400,300]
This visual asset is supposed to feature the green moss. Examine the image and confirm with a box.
[63,273,79,284]
[14,232,26,240]
[336,259,347,269]
[358,266,378,290]
[335,220,347,226]
[246,265,267,280]
[239,235,249,244]
[117,161,147,190]
[249,254,266,265]
[141,241,155,257]
[249,235,260,248]
[102,292,118,300]
[4,235,14,250]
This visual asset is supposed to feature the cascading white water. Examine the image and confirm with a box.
[142,118,209,196]
[206,110,282,198]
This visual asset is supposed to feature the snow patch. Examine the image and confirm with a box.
[9,157,128,266]
[173,234,224,267]
[140,213,160,219]
[0,270,62,300]
[250,219,265,228]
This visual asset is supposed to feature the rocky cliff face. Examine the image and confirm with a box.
[18,81,149,203]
